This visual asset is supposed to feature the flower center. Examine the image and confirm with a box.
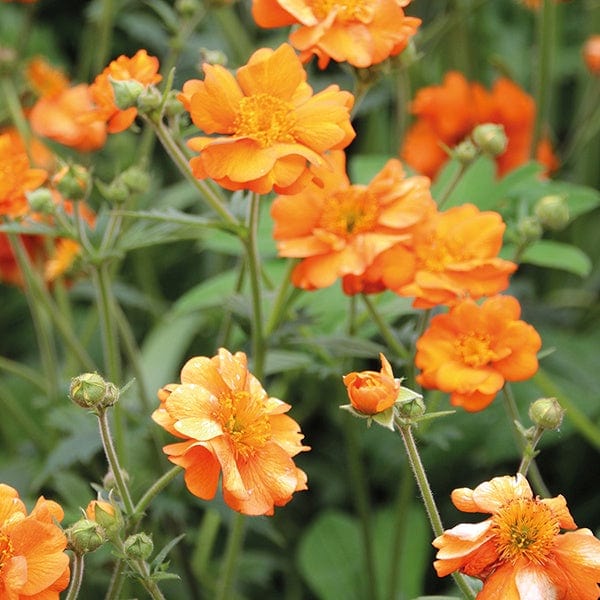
[416,232,469,272]
[454,331,497,367]
[492,498,559,564]
[217,391,272,459]
[318,188,379,237]
[309,0,373,22]
[0,532,14,571]
[234,94,296,147]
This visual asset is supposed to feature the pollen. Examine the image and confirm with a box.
[309,0,373,22]
[0,532,14,571]
[454,331,497,367]
[234,94,297,147]
[318,188,379,237]
[217,391,272,459]
[416,232,470,272]
[492,498,560,564]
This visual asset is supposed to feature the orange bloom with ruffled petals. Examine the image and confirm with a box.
[401,71,558,179]
[252,0,421,69]
[415,295,542,411]
[433,474,600,599]
[272,150,434,290]
[385,203,517,309]
[183,44,355,194]
[583,34,600,76]
[0,134,47,218]
[0,483,70,599]
[88,50,162,133]
[152,348,309,516]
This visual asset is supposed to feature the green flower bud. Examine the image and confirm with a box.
[96,178,129,205]
[70,373,119,410]
[66,519,107,554]
[534,195,570,231]
[27,188,55,215]
[164,90,186,119]
[396,394,426,420]
[453,139,479,165]
[198,48,228,69]
[0,46,17,76]
[516,215,543,245]
[137,86,162,112]
[124,532,154,561]
[110,78,145,110]
[472,123,508,157]
[176,0,201,16]
[120,165,151,195]
[529,397,564,431]
[53,164,91,201]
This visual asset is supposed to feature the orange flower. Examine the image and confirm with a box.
[271,150,434,289]
[252,0,421,69]
[384,204,517,309]
[88,50,162,133]
[401,71,558,179]
[433,474,600,599]
[415,295,542,411]
[183,44,355,194]
[583,34,600,76]
[0,483,70,599]
[343,353,400,415]
[0,133,47,218]
[0,127,56,171]
[26,57,70,98]
[0,233,45,287]
[519,0,570,9]
[152,348,309,516]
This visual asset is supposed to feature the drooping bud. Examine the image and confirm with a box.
[534,195,570,231]
[69,373,119,410]
[66,518,107,554]
[472,123,508,157]
[528,397,564,431]
[124,532,154,561]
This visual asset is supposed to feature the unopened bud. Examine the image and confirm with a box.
[124,532,153,560]
[120,165,150,195]
[66,519,107,554]
[69,373,119,410]
[102,469,129,493]
[198,48,228,69]
[85,500,120,536]
[454,139,478,165]
[529,397,564,431]
[137,86,162,112]
[534,195,569,231]
[27,187,55,214]
[53,164,90,201]
[396,394,426,420]
[110,78,145,110]
[96,178,129,204]
[176,0,201,16]
[516,215,543,244]
[472,123,508,157]
[164,90,186,119]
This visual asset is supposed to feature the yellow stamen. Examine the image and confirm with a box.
[0,532,14,571]
[454,331,497,367]
[234,94,296,147]
[416,233,470,272]
[309,0,373,22]
[318,188,379,237]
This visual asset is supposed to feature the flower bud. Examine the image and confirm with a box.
[137,86,162,112]
[96,178,129,205]
[176,0,201,16]
[27,187,55,214]
[583,34,600,76]
[69,373,119,410]
[124,532,153,561]
[534,195,569,231]
[103,468,129,492]
[0,46,17,76]
[110,77,145,110]
[66,518,107,554]
[472,123,508,157]
[396,394,426,420]
[164,90,186,119]
[198,48,228,69]
[120,165,151,195]
[529,397,564,431]
[453,139,478,165]
[52,164,90,201]
[516,215,543,245]
[85,500,120,536]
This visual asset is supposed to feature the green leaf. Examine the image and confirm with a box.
[348,154,390,184]
[509,240,592,277]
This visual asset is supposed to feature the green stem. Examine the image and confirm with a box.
[96,408,135,516]
[531,0,556,157]
[501,385,550,497]
[104,560,126,600]
[517,426,544,477]
[212,5,255,65]
[533,369,600,451]
[436,161,472,209]
[64,553,85,600]
[395,421,476,600]
[145,117,238,226]
[244,192,266,379]
[134,560,167,600]
[0,353,47,392]
[132,466,182,525]
[265,259,300,337]
[0,76,32,157]
[215,512,247,600]
[95,0,115,73]
[360,293,410,361]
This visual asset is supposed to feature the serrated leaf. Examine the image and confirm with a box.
[510,240,592,277]
[151,533,186,570]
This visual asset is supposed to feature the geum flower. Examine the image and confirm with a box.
[271,150,435,290]
[87,49,162,133]
[386,203,517,309]
[152,348,309,516]
[0,483,70,599]
[401,71,559,179]
[433,474,600,600]
[415,295,542,412]
[252,0,421,69]
[181,43,355,194]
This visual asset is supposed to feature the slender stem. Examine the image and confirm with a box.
[96,408,135,516]
[517,426,544,477]
[0,76,32,157]
[64,553,85,600]
[212,5,255,65]
[104,559,126,600]
[395,421,476,600]
[244,192,266,379]
[132,466,183,525]
[145,117,238,226]
[436,161,471,209]
[531,0,556,157]
[0,351,47,391]
[361,293,410,361]
[134,560,167,600]
[95,0,115,73]
[265,259,300,337]
[215,512,246,600]
[533,369,600,451]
